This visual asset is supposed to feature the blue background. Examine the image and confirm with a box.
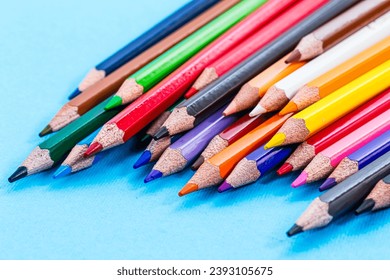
[1,0,389,260]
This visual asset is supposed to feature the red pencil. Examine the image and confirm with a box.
[277,89,390,175]
[185,0,325,98]
[84,0,298,156]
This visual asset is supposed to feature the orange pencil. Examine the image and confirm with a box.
[179,113,292,196]
[223,54,305,116]
[281,37,390,114]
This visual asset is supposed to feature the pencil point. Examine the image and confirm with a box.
[8,166,28,183]
[249,104,266,117]
[84,142,103,157]
[68,88,81,99]
[280,102,298,115]
[222,104,235,116]
[178,183,198,197]
[105,95,123,110]
[133,151,152,169]
[53,165,71,178]
[191,156,204,170]
[277,163,293,175]
[291,171,308,188]
[144,169,163,183]
[355,199,375,215]
[265,133,286,149]
[39,125,53,137]
[285,50,301,63]
[287,224,303,237]
[154,126,169,140]
[184,87,198,99]
[218,181,233,193]
[141,134,151,143]
[319,178,336,192]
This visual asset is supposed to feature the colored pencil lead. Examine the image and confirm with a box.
[279,101,297,115]
[179,183,198,197]
[53,165,72,179]
[292,172,308,188]
[191,156,204,171]
[218,181,233,193]
[285,50,301,64]
[277,163,293,176]
[105,96,123,111]
[286,224,303,237]
[68,88,81,100]
[355,199,375,215]
[84,142,103,157]
[39,125,53,137]
[319,178,337,192]
[8,166,28,183]
[249,104,266,117]
[133,151,152,169]
[265,133,285,149]
[144,169,163,183]
[154,126,169,140]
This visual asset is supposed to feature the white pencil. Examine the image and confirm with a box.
[249,12,390,117]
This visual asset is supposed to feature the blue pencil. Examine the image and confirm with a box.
[218,144,296,192]
[320,130,390,191]
[69,0,219,99]
[53,129,103,178]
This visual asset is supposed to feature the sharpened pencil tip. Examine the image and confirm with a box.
[249,104,266,117]
[287,224,303,237]
[291,171,308,188]
[355,199,375,215]
[144,169,163,183]
[265,133,286,149]
[285,49,301,63]
[53,165,72,178]
[154,126,169,140]
[39,125,53,137]
[84,142,103,157]
[68,88,81,99]
[133,151,152,169]
[191,156,204,171]
[218,181,233,193]
[178,183,198,197]
[319,178,336,192]
[280,102,298,115]
[184,87,198,99]
[8,166,28,183]
[277,163,293,175]
[105,95,123,110]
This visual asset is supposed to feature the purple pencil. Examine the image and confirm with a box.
[218,144,296,192]
[144,105,238,182]
[320,130,390,191]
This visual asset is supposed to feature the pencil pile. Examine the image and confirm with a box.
[9,0,390,237]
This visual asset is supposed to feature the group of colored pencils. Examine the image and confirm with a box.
[10,0,390,237]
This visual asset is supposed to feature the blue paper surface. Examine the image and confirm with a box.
[1,0,389,260]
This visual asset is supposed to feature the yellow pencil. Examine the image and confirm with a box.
[265,60,390,149]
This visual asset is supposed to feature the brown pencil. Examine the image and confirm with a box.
[286,0,390,62]
[39,0,239,136]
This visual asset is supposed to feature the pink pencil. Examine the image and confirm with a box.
[292,109,390,187]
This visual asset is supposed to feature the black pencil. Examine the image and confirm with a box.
[154,0,359,139]
[287,151,390,237]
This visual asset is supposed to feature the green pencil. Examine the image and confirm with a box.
[105,0,266,110]
[8,99,123,182]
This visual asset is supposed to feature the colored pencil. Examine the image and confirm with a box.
[178,114,292,196]
[85,0,355,157]
[8,99,123,182]
[265,60,390,149]
[355,174,390,215]
[68,0,220,99]
[53,130,103,178]
[251,12,390,116]
[277,90,390,175]
[223,54,305,116]
[39,0,237,136]
[154,0,356,140]
[320,130,390,191]
[281,37,390,114]
[184,0,315,98]
[144,105,238,182]
[218,144,296,192]
[287,151,390,237]
[286,0,390,63]
[292,109,390,187]
[191,114,268,170]
[104,0,269,109]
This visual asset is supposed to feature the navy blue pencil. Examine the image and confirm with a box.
[320,130,390,191]
[69,0,219,99]
[218,144,296,192]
